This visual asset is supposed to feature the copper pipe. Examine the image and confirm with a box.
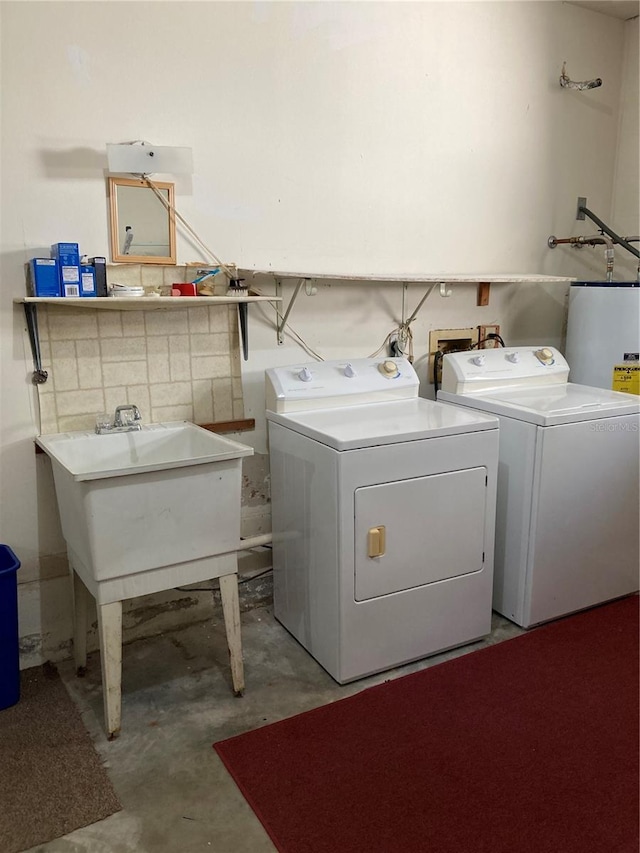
[578,206,640,258]
[548,235,639,249]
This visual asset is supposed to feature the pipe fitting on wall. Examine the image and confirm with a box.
[560,62,602,91]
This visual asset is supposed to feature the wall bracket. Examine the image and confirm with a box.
[23,303,48,384]
[477,282,491,306]
[275,277,306,345]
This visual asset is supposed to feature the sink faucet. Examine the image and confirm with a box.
[114,405,142,428]
[96,405,142,434]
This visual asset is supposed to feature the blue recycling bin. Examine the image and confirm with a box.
[0,545,20,710]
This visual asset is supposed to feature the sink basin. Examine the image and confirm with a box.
[37,422,253,589]
[36,421,251,481]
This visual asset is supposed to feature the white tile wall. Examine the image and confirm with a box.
[37,264,244,433]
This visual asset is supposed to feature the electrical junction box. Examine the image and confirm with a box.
[428,328,478,384]
[427,325,503,384]
[478,325,501,348]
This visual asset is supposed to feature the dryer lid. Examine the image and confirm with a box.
[266,397,498,450]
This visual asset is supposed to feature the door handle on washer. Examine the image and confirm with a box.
[368,526,386,558]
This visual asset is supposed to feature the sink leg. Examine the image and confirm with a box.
[97,600,123,739]
[219,573,244,696]
[72,571,88,676]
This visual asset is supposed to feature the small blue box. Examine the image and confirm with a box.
[51,242,81,296]
[29,258,60,296]
[80,265,96,297]
[51,242,79,258]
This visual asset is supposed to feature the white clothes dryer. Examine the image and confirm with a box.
[438,346,640,628]
[265,357,499,684]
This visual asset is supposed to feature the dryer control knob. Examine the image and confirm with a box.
[344,362,357,378]
[298,367,313,382]
[379,359,399,378]
[535,347,555,364]
[472,355,486,366]
[507,351,520,363]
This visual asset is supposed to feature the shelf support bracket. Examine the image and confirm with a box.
[477,281,491,306]
[22,303,48,384]
[405,283,438,327]
[276,278,306,345]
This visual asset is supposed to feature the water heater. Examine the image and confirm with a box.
[564,282,639,394]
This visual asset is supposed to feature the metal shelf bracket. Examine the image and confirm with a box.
[403,283,438,327]
[276,278,306,345]
[22,303,48,384]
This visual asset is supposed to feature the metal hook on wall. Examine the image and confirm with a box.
[560,61,602,91]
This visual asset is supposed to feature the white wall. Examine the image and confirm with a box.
[1,1,637,662]
[611,16,639,282]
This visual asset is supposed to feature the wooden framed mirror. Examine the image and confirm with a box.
[108,176,176,264]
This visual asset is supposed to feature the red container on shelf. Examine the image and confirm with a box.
[172,282,198,296]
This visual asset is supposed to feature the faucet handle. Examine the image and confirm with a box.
[114,404,142,427]
[95,412,113,434]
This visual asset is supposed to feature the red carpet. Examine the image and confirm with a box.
[214,596,639,853]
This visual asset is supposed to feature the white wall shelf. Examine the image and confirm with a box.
[16,295,279,311]
[240,270,575,283]
[239,269,576,345]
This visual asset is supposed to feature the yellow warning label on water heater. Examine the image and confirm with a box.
[612,365,640,395]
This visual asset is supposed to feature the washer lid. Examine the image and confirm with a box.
[572,281,640,288]
[439,383,639,426]
[266,397,498,450]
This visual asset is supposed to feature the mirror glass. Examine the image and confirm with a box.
[108,176,176,264]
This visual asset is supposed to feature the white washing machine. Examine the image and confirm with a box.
[265,356,499,684]
[438,346,640,629]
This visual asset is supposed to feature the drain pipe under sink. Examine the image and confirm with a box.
[237,533,272,551]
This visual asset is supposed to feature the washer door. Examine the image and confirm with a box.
[354,468,488,601]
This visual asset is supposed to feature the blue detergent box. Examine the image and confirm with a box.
[28,258,61,296]
[80,265,96,296]
[51,242,81,296]
[51,242,79,260]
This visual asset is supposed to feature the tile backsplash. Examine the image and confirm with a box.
[35,264,244,434]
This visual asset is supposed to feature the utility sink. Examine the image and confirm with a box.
[37,422,254,588]
[36,421,252,481]
[37,421,253,738]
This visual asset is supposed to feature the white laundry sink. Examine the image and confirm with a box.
[37,422,254,587]
[36,421,252,480]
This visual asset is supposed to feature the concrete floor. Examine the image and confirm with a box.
[26,602,524,853]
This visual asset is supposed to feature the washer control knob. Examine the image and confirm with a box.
[379,359,399,378]
[535,347,555,365]
[298,367,313,382]
[472,354,486,367]
[507,351,521,363]
[344,362,357,378]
